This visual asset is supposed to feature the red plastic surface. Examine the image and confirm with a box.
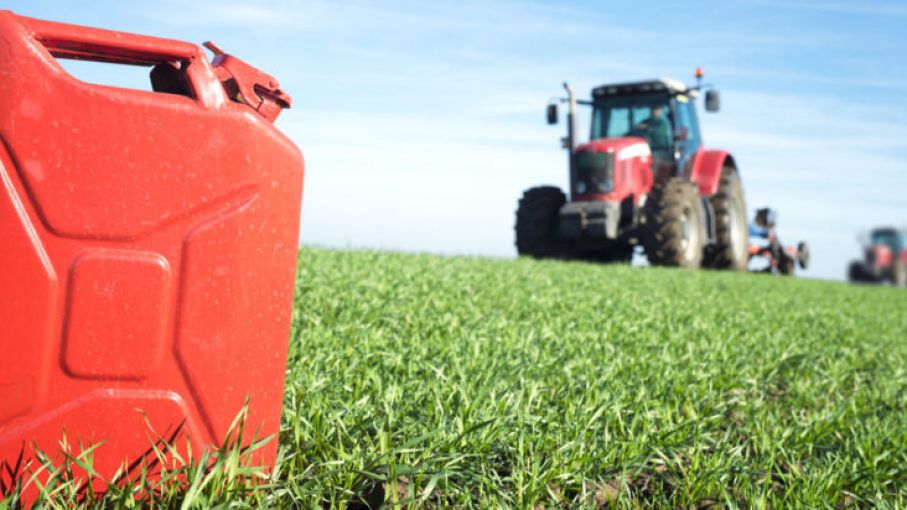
[0,10,303,493]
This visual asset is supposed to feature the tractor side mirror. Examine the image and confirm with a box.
[546,103,558,125]
[705,90,720,112]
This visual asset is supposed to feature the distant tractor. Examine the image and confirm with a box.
[747,207,809,276]
[848,227,907,287]
[515,70,748,269]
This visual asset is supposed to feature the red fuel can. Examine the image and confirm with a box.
[0,10,303,492]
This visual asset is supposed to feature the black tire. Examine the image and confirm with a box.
[642,177,706,268]
[515,186,566,258]
[848,261,871,283]
[796,242,810,270]
[703,166,748,270]
[778,253,795,276]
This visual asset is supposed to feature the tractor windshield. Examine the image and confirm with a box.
[871,230,904,252]
[591,95,673,155]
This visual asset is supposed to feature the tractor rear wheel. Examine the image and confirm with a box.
[893,260,907,287]
[515,186,566,259]
[642,177,706,268]
[703,166,748,270]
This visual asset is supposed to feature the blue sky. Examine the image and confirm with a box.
[9,0,907,280]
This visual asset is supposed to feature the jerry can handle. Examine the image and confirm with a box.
[12,12,225,107]
[19,14,200,64]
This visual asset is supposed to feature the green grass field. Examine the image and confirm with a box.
[273,248,907,508]
[11,247,907,508]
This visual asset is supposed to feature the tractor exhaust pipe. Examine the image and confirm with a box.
[564,82,577,196]
[564,82,576,151]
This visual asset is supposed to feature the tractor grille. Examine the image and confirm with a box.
[574,151,614,195]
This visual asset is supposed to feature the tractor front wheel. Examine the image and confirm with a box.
[515,186,566,259]
[848,261,872,283]
[703,166,748,270]
[642,177,706,268]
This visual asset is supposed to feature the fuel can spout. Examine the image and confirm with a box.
[204,41,291,123]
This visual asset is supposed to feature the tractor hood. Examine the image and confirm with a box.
[575,136,653,160]
[869,244,894,269]
[570,137,653,199]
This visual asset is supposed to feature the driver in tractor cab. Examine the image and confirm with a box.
[635,104,673,163]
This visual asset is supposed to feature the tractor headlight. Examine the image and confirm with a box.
[576,181,587,194]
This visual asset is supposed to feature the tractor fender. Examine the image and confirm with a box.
[689,150,736,196]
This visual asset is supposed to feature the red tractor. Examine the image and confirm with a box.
[516,72,748,269]
[848,227,907,287]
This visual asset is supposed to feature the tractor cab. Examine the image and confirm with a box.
[588,79,717,178]
[869,227,904,255]
[865,227,906,273]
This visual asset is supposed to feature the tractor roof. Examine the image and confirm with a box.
[871,226,904,236]
[592,78,693,99]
